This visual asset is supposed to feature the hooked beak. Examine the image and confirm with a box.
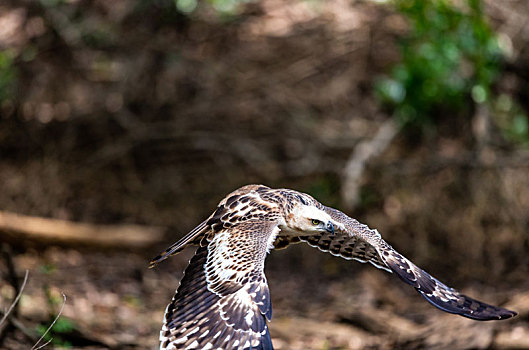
[326,221,335,235]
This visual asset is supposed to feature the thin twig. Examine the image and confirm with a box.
[31,293,67,350]
[0,270,29,327]
[33,337,53,350]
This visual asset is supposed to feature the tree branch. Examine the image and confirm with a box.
[341,118,400,210]
[0,211,164,249]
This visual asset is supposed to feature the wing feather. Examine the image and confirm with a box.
[150,220,209,267]
[321,206,516,320]
[383,248,517,320]
[159,221,276,350]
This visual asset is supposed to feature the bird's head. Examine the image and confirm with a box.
[286,203,335,235]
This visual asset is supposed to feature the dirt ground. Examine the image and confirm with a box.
[1,242,528,349]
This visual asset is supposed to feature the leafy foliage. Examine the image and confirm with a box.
[36,318,76,349]
[34,263,76,348]
[492,94,529,146]
[376,0,502,130]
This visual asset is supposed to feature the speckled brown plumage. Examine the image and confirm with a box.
[151,185,516,350]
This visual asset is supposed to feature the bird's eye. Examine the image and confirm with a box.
[311,219,321,226]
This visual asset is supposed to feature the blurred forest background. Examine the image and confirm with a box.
[1,0,529,349]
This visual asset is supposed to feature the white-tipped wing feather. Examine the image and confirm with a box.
[322,206,517,320]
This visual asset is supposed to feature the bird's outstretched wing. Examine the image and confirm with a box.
[159,220,276,350]
[296,206,516,321]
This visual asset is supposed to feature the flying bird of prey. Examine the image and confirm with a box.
[150,185,516,350]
